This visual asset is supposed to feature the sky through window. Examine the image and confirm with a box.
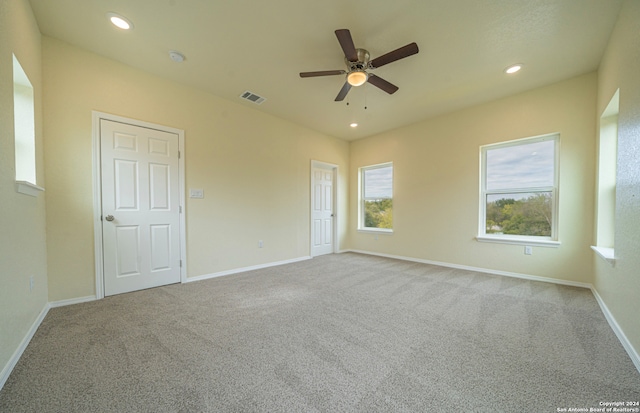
[486,139,554,191]
[364,166,393,198]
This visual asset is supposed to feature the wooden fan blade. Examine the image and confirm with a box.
[335,82,352,101]
[370,42,419,68]
[335,29,358,62]
[300,70,346,78]
[367,74,399,94]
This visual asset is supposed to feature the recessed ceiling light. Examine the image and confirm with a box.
[350,123,358,128]
[504,64,523,74]
[107,12,133,30]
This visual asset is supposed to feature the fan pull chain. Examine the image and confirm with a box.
[364,83,368,110]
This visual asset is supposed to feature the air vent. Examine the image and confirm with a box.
[239,91,266,105]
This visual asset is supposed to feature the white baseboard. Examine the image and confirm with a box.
[347,249,592,289]
[2,250,637,394]
[347,249,640,374]
[591,288,640,373]
[185,256,312,283]
[0,302,50,390]
[49,295,97,308]
[2,256,311,390]
[1,295,97,391]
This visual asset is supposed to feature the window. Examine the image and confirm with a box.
[592,89,618,264]
[359,163,393,231]
[479,134,559,246]
[13,54,42,196]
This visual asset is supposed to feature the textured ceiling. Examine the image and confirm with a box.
[28,0,622,140]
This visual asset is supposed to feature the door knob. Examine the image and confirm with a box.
[105,215,115,222]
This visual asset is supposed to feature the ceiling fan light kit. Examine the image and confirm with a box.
[347,70,368,86]
[299,29,419,101]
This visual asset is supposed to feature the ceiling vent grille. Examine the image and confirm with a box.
[239,91,266,105]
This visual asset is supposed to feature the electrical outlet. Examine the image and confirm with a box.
[258,240,263,248]
[29,276,34,292]
[524,246,533,255]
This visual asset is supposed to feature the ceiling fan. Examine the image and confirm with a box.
[299,29,419,101]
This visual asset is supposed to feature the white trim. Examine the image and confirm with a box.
[49,295,97,308]
[346,249,591,289]
[0,303,50,390]
[591,246,615,266]
[358,162,393,231]
[346,248,639,374]
[479,133,560,242]
[476,236,560,248]
[357,228,393,234]
[15,181,44,197]
[92,112,187,299]
[2,255,637,394]
[185,256,312,283]
[591,288,640,373]
[92,113,104,299]
[310,160,339,256]
[177,129,187,284]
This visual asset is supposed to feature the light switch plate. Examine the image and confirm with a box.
[189,188,204,199]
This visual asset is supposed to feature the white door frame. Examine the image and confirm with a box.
[310,160,339,256]
[92,111,187,299]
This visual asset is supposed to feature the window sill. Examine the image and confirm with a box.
[358,228,393,234]
[591,246,615,266]
[16,181,44,197]
[476,235,560,248]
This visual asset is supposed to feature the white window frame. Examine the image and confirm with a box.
[592,89,619,265]
[358,162,393,233]
[477,133,560,247]
[13,53,44,197]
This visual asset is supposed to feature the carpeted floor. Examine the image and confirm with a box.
[1,252,639,412]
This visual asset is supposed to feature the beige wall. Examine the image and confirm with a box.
[594,0,640,361]
[0,0,49,378]
[349,73,597,285]
[42,37,349,301]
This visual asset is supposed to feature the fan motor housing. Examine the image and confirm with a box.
[346,48,371,70]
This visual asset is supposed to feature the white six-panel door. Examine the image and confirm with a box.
[100,119,181,296]
[311,167,334,256]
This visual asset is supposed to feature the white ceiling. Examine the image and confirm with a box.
[28,0,622,140]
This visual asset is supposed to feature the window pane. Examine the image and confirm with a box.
[486,192,552,236]
[364,199,393,229]
[13,54,36,185]
[486,140,554,191]
[364,166,392,198]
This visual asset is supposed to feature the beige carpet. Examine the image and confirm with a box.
[1,252,639,412]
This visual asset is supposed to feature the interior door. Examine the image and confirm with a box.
[100,119,181,296]
[311,167,334,256]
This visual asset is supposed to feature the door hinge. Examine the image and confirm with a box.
[179,260,182,268]
[179,205,182,213]
[178,151,181,159]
